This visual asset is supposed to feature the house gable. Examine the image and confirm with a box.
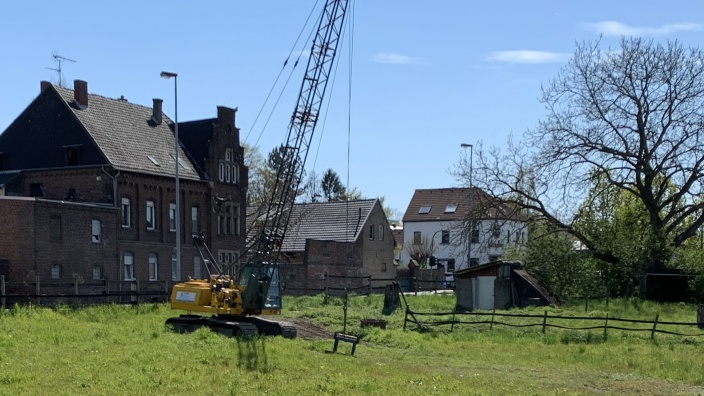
[0,86,107,170]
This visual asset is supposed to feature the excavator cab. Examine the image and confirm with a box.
[238,262,282,312]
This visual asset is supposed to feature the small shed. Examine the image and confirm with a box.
[454,260,557,311]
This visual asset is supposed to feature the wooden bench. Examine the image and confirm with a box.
[330,332,360,356]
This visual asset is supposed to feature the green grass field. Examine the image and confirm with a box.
[1,295,703,395]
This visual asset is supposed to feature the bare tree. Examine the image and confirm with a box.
[404,235,435,268]
[456,37,704,271]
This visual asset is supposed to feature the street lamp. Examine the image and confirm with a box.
[161,71,180,279]
[460,143,473,267]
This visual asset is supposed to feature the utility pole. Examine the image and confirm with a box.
[461,143,473,267]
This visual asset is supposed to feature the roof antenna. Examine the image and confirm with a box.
[45,51,76,88]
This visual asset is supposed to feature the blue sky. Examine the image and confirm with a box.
[1,1,703,219]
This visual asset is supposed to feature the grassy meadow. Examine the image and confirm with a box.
[1,294,703,395]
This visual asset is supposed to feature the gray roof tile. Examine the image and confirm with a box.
[280,199,378,252]
[54,86,200,180]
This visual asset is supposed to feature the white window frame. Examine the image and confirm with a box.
[191,206,200,235]
[218,203,239,236]
[470,226,480,244]
[172,253,180,281]
[149,253,158,281]
[51,263,62,280]
[169,203,176,232]
[123,253,134,280]
[194,255,203,279]
[121,198,131,228]
[232,164,239,184]
[441,230,450,244]
[217,250,239,272]
[218,162,225,182]
[91,219,102,243]
[92,265,103,280]
[413,231,421,245]
[146,200,155,230]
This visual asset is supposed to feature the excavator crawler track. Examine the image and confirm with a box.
[166,315,297,339]
[249,317,297,339]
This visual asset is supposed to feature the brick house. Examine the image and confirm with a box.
[0,80,247,285]
[253,199,397,294]
[401,187,528,274]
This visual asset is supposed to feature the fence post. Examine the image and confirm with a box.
[584,296,588,312]
[451,310,457,332]
[324,273,329,303]
[603,313,609,341]
[542,310,548,334]
[1,275,5,309]
[490,308,496,330]
[74,276,79,306]
[368,275,372,295]
[651,314,659,340]
[36,276,41,305]
[697,305,704,329]
[403,306,409,331]
[131,279,138,304]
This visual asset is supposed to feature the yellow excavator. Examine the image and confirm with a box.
[165,0,350,338]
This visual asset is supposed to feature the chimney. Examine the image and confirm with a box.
[73,80,88,108]
[40,81,52,92]
[152,98,163,125]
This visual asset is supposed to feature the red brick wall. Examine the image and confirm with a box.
[33,200,118,282]
[0,197,118,283]
[0,198,36,282]
[21,168,113,203]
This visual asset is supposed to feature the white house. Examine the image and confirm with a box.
[400,187,527,273]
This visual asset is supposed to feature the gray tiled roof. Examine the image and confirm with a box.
[280,199,378,252]
[54,87,200,180]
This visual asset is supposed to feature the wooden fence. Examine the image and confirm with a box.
[403,307,704,339]
[0,275,170,308]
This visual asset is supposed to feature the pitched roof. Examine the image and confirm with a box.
[53,86,201,180]
[279,199,378,252]
[402,187,525,223]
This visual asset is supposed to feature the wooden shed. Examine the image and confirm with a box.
[454,261,557,311]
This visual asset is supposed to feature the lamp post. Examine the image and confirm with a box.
[460,143,473,267]
[161,71,180,279]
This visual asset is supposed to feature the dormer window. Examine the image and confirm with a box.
[419,205,431,214]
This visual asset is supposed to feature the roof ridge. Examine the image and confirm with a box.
[54,86,167,114]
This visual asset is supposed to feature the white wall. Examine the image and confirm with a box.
[401,219,527,271]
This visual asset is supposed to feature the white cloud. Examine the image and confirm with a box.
[587,21,703,36]
[485,50,570,64]
[372,53,425,65]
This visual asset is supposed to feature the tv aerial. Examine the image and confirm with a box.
[46,51,76,87]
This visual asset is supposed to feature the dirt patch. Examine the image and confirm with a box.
[283,318,334,340]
